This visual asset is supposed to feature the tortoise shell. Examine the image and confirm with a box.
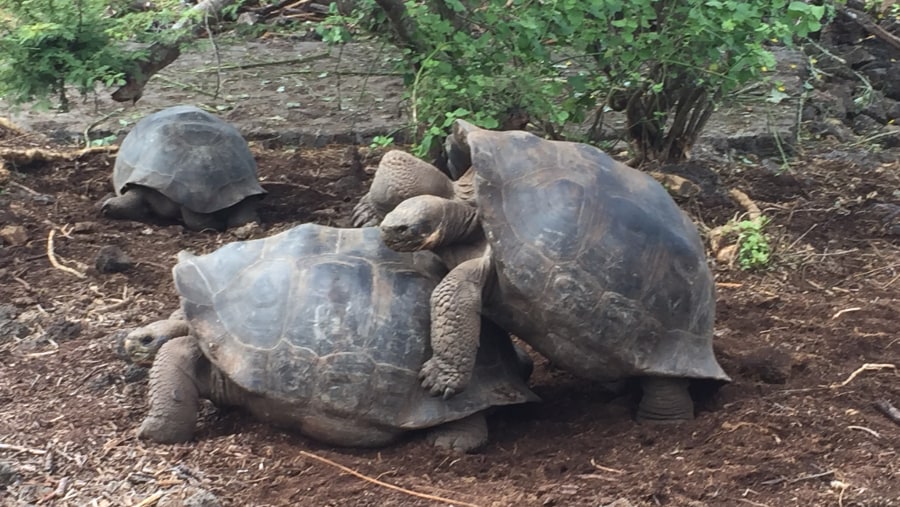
[173,224,536,440]
[457,121,729,382]
[114,105,265,213]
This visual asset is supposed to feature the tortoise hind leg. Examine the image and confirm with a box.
[636,377,694,423]
[138,336,208,443]
[224,198,261,229]
[426,413,488,453]
[181,208,226,231]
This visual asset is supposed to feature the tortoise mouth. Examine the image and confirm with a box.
[380,224,431,252]
[123,332,169,366]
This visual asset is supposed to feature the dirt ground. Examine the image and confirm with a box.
[1,40,899,507]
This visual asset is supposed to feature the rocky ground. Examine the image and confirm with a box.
[1,13,899,507]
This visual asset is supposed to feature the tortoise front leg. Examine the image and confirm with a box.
[420,255,491,399]
[636,376,694,423]
[138,336,208,443]
[101,189,150,221]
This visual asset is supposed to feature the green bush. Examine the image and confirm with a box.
[0,0,190,111]
[323,0,829,162]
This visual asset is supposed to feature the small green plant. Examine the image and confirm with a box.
[89,134,118,147]
[369,135,394,149]
[736,216,772,270]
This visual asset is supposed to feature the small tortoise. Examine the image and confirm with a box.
[358,120,729,422]
[124,224,537,451]
[101,105,266,231]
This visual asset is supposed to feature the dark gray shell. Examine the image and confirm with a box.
[173,224,536,438]
[458,121,729,382]
[114,105,265,213]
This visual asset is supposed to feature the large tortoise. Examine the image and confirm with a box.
[124,224,537,451]
[101,105,266,231]
[357,120,730,422]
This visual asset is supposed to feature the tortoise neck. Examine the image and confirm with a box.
[451,169,476,202]
[440,199,481,245]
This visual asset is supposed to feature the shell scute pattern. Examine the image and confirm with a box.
[115,105,263,213]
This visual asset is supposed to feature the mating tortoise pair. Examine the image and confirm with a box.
[353,120,730,422]
[124,224,538,452]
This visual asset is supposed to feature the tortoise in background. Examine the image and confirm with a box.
[101,105,266,231]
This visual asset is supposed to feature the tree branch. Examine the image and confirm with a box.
[111,0,237,104]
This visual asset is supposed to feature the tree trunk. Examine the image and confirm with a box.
[111,0,237,104]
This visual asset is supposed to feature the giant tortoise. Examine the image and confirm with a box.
[124,224,537,451]
[357,120,729,422]
[101,105,266,231]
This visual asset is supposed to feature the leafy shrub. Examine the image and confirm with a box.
[322,0,829,161]
[0,0,191,111]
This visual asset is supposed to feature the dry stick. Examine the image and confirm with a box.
[47,229,86,279]
[830,363,896,388]
[203,11,222,100]
[831,307,862,320]
[0,145,117,165]
[298,451,481,507]
[728,189,761,220]
[847,425,881,439]
[191,53,330,73]
[0,443,48,455]
[839,6,900,52]
[874,400,900,426]
[0,117,27,134]
[131,491,164,507]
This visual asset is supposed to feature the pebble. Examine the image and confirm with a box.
[0,224,28,246]
[94,245,134,273]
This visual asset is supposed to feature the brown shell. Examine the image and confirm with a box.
[456,120,729,382]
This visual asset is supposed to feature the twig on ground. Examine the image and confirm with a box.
[47,229,87,279]
[874,400,900,426]
[590,458,625,474]
[729,189,762,220]
[9,181,42,195]
[831,307,862,320]
[132,491,164,507]
[0,117,27,134]
[0,146,117,166]
[837,5,900,52]
[37,476,69,504]
[298,450,480,507]
[847,425,881,439]
[830,363,896,388]
[191,53,330,73]
[0,442,48,454]
[152,74,219,98]
[761,469,835,486]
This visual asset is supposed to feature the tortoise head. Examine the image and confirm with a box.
[122,318,190,366]
[380,195,450,252]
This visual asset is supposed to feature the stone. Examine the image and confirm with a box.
[0,225,28,246]
[94,245,134,273]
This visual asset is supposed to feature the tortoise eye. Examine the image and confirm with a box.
[140,335,155,346]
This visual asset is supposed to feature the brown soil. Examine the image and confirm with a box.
[2,120,898,507]
[1,26,900,503]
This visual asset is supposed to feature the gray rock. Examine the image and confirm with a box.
[95,245,134,274]
[0,461,17,487]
